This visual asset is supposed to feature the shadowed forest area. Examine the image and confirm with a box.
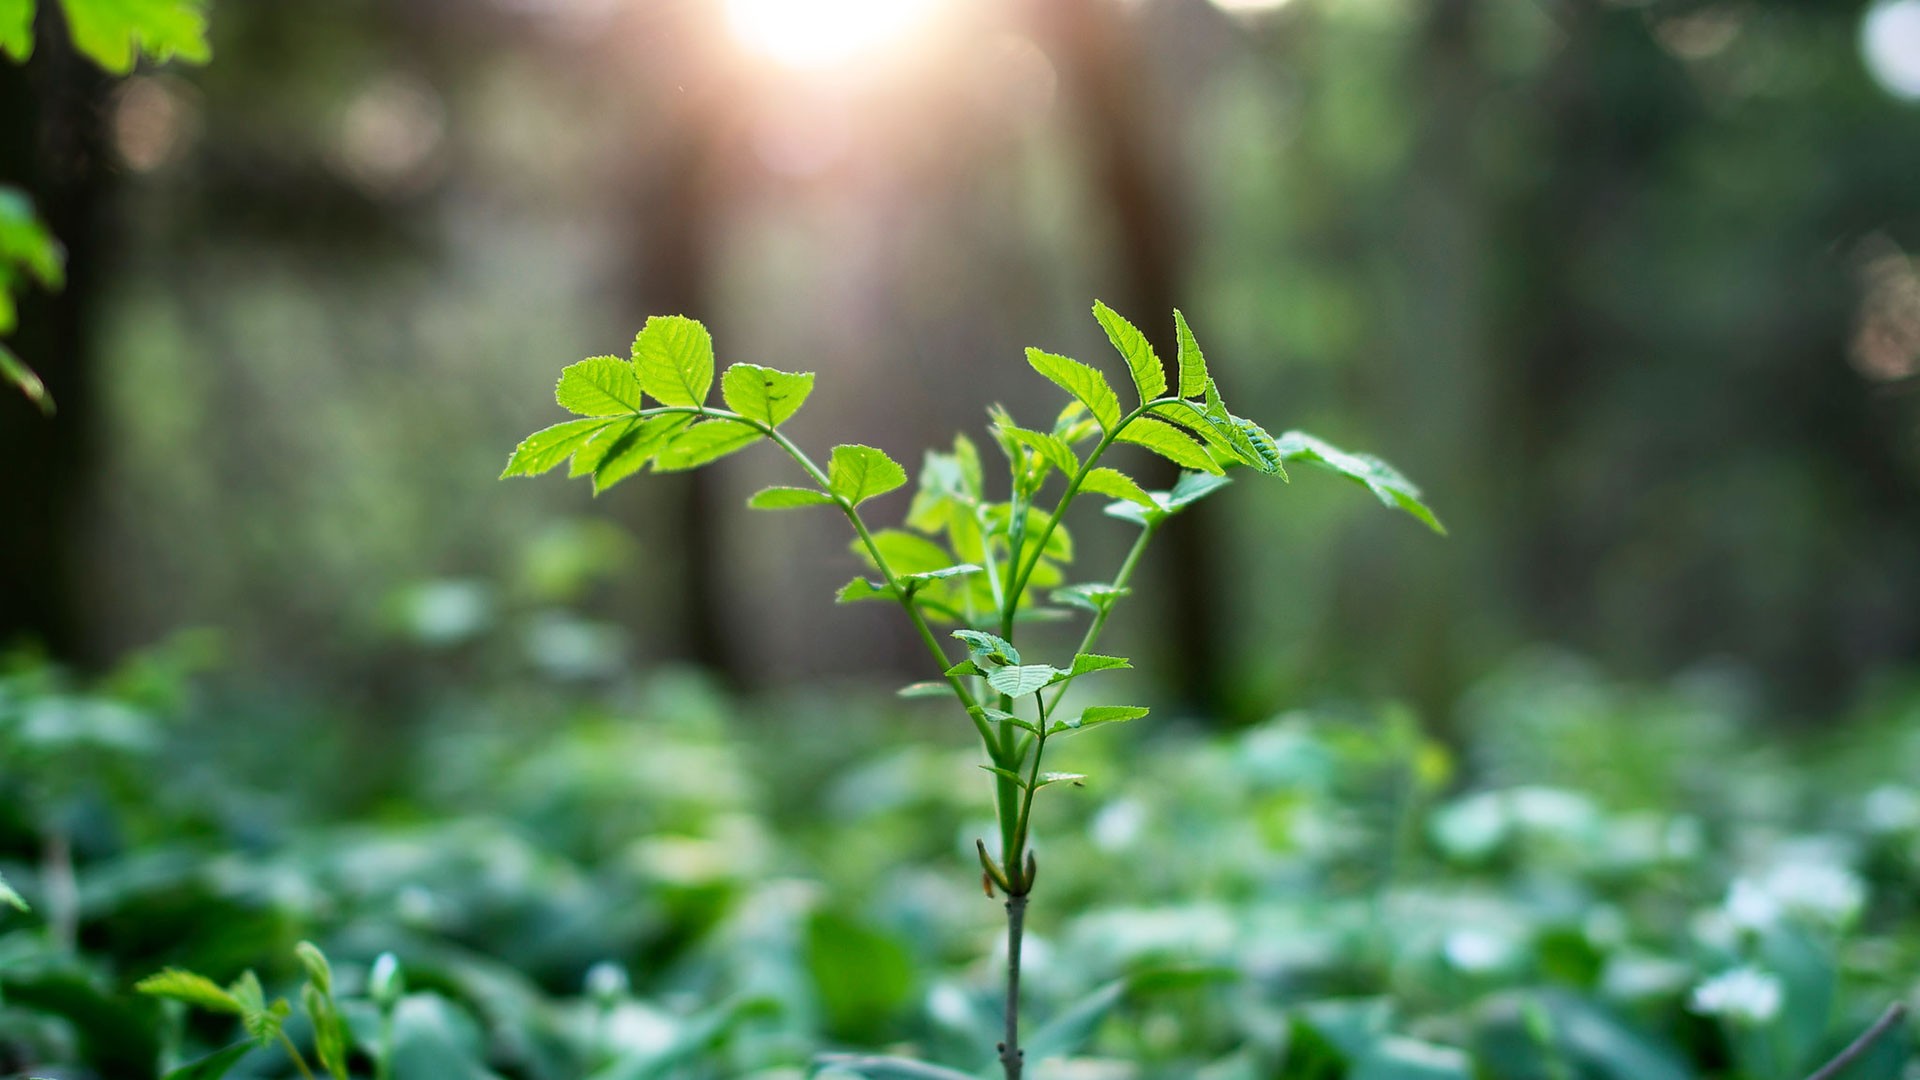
[5,1,1920,1078]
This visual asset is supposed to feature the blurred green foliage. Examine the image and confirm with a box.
[3,634,1919,1077]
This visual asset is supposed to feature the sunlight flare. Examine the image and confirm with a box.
[722,0,947,72]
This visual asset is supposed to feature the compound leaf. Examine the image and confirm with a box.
[721,363,814,427]
[1117,417,1222,474]
[555,356,642,416]
[652,419,761,473]
[1277,431,1446,534]
[1026,348,1122,433]
[1173,309,1207,399]
[631,314,714,407]
[593,415,696,491]
[1079,466,1155,507]
[748,486,834,510]
[1093,300,1166,405]
[829,444,908,506]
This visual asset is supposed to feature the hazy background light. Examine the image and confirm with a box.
[1862,0,1920,100]
[1207,0,1297,17]
[722,0,948,72]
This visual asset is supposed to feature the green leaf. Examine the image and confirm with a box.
[135,968,244,1015]
[0,869,25,911]
[631,314,714,407]
[0,343,51,414]
[1230,416,1284,476]
[294,941,333,996]
[1093,300,1166,405]
[1035,772,1086,788]
[902,563,982,584]
[1167,471,1232,510]
[1001,423,1080,478]
[945,660,982,677]
[855,529,955,577]
[1052,583,1130,613]
[1117,416,1223,474]
[227,970,288,1044]
[837,578,897,603]
[652,419,761,472]
[1173,309,1207,399]
[162,1042,256,1080]
[748,485,834,510]
[587,414,693,490]
[0,0,32,62]
[1053,653,1131,682]
[987,664,1059,697]
[1079,466,1156,507]
[1049,704,1148,734]
[301,983,349,1080]
[501,417,615,478]
[1150,400,1244,461]
[721,362,814,427]
[829,444,909,506]
[1026,347,1122,432]
[1277,431,1446,534]
[969,704,1037,733]
[952,629,1020,666]
[57,0,210,74]
[979,764,1028,788]
[555,356,642,416]
[896,681,952,699]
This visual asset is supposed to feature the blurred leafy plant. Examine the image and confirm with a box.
[0,0,209,412]
[503,302,1442,1077]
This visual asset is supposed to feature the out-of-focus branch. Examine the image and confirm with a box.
[1805,1002,1908,1080]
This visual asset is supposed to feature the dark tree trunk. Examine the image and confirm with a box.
[0,11,108,664]
[1029,0,1226,717]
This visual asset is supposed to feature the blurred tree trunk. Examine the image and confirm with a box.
[0,12,107,663]
[1029,0,1226,717]
[616,15,738,683]
[1377,0,1492,726]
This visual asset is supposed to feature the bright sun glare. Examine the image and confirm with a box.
[722,0,947,72]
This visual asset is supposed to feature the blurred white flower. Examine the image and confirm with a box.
[1442,928,1516,974]
[1723,861,1866,930]
[1690,966,1784,1024]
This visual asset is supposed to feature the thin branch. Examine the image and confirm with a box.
[1806,1002,1908,1080]
[999,892,1029,1080]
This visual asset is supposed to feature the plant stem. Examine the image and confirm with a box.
[1805,1002,1907,1080]
[1000,891,1029,1080]
[1041,519,1159,718]
[276,1030,319,1080]
[43,827,77,952]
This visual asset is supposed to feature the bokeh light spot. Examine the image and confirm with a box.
[723,0,947,72]
[1862,0,1920,100]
